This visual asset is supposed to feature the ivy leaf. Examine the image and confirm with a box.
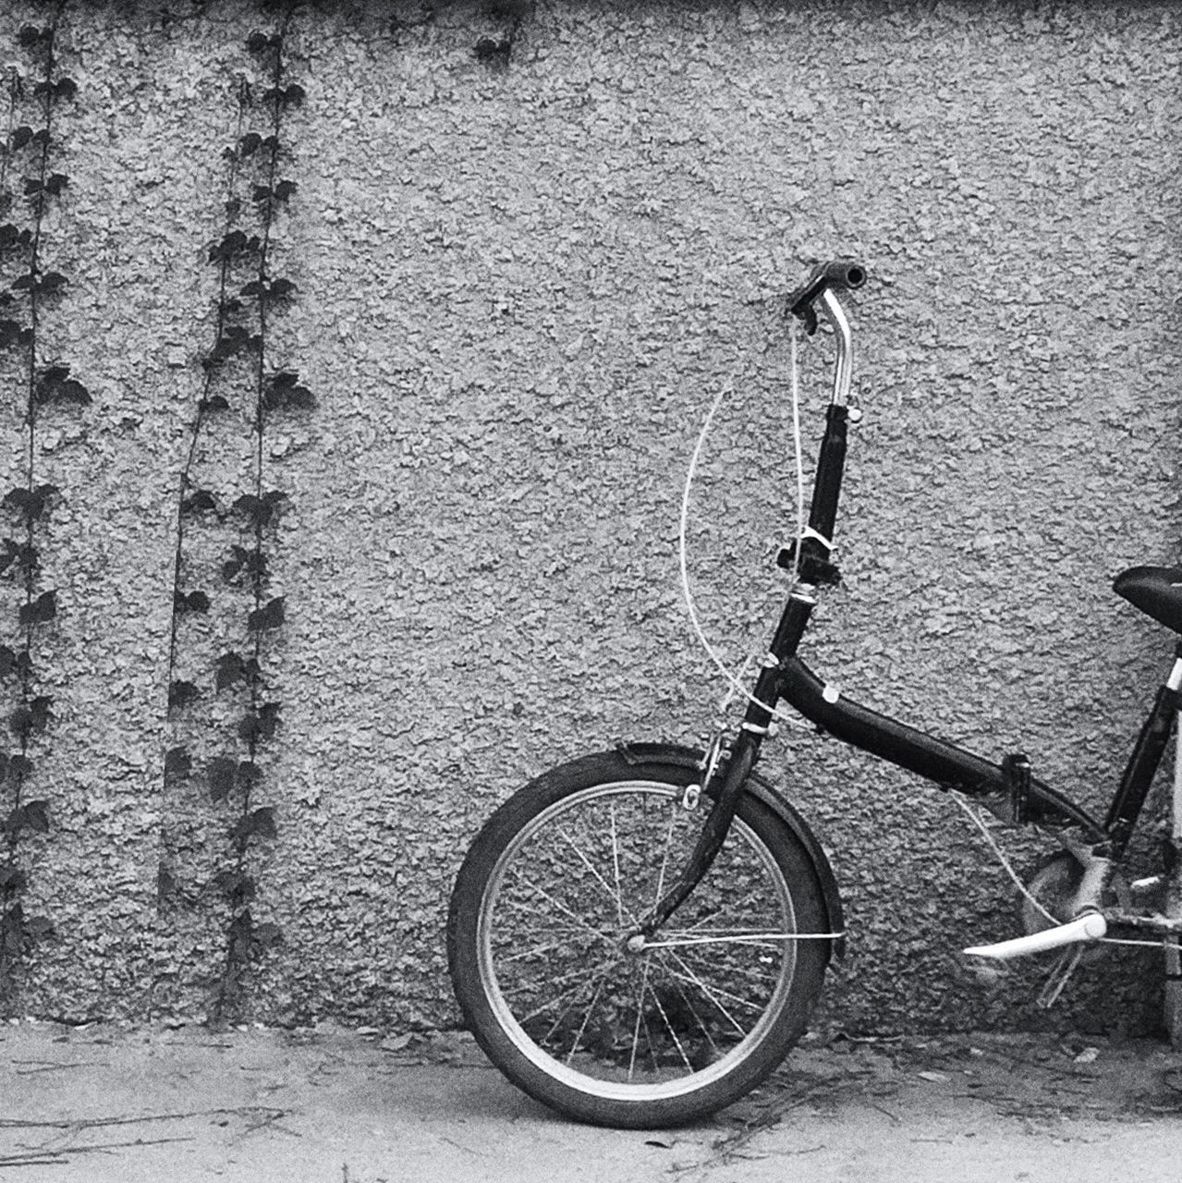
[11,697,51,737]
[0,645,18,678]
[180,489,217,516]
[246,30,282,53]
[264,371,314,410]
[164,746,191,778]
[8,754,33,784]
[12,269,66,297]
[474,36,512,63]
[18,589,56,625]
[233,492,287,529]
[205,324,261,365]
[253,921,283,949]
[222,544,267,583]
[238,131,262,156]
[247,596,285,632]
[22,800,48,833]
[252,179,298,206]
[198,394,230,413]
[208,230,261,262]
[215,650,262,690]
[168,679,199,710]
[0,538,38,578]
[262,83,305,107]
[244,277,299,305]
[0,223,32,252]
[34,77,77,101]
[34,364,90,406]
[1,904,22,958]
[4,800,49,839]
[3,484,56,524]
[232,805,277,843]
[239,702,280,744]
[0,863,26,891]
[17,24,51,47]
[8,126,34,151]
[208,755,237,803]
[23,175,68,198]
[213,868,255,901]
[0,319,32,351]
[215,651,244,690]
[24,915,53,939]
[237,760,262,788]
[174,589,210,614]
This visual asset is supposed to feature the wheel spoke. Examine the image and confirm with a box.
[555,823,639,925]
[561,970,610,1066]
[609,801,624,929]
[657,949,761,1034]
[645,930,807,950]
[506,869,616,946]
[498,933,591,964]
[643,972,694,1074]
[627,959,652,1082]
[503,958,606,1003]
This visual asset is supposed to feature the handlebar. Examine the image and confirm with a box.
[787,259,867,336]
[788,259,866,408]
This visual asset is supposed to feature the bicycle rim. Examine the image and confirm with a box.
[474,780,802,1104]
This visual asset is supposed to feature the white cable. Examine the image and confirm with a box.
[951,794,1057,925]
[676,334,811,733]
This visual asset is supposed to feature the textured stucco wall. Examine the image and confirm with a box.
[0,0,1179,1035]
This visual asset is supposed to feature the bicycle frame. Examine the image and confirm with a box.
[641,270,1180,940]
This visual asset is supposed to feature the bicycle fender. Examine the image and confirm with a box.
[617,741,846,959]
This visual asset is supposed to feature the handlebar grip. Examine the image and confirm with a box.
[822,260,866,290]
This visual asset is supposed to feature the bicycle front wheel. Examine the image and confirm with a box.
[447,751,830,1128]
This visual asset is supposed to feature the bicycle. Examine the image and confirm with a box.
[447,260,1182,1128]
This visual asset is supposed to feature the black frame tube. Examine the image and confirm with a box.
[774,656,1107,839]
[1103,683,1178,855]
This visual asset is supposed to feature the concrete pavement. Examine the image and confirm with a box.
[3,1021,1182,1182]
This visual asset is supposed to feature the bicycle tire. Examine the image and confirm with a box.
[447,750,831,1128]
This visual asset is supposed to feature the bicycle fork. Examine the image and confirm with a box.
[634,726,762,939]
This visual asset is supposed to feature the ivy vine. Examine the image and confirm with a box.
[160,9,310,1020]
[0,5,86,1005]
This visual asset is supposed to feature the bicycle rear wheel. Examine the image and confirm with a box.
[447,751,831,1128]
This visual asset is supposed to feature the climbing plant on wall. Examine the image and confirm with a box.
[0,7,87,1006]
[160,7,311,1021]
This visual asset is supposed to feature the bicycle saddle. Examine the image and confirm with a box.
[1113,565,1182,633]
